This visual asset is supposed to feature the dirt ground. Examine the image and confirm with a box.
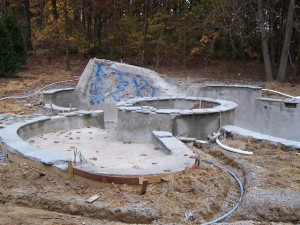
[0,55,300,224]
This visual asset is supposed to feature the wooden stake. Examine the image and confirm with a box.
[68,160,74,180]
[30,167,46,176]
[277,142,282,151]
[247,137,251,144]
[140,179,149,195]
[184,166,194,174]
[86,194,101,203]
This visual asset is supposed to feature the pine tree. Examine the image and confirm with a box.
[2,15,26,65]
[0,19,18,77]
[0,15,26,77]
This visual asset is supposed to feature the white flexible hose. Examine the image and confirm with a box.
[0,79,78,101]
[262,89,300,100]
[216,137,254,155]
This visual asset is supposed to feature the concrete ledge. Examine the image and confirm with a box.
[42,87,75,95]
[222,125,300,150]
[118,96,237,116]
[206,84,262,89]
[44,103,77,112]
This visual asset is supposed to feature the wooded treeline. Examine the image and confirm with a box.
[1,0,300,82]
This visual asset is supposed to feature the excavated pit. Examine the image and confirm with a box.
[1,58,300,224]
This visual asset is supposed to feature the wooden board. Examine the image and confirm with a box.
[86,194,101,203]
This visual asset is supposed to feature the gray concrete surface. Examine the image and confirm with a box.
[0,111,104,166]
[254,98,300,141]
[117,96,237,142]
[187,84,300,142]
[186,84,262,130]
[0,110,196,176]
[27,127,196,175]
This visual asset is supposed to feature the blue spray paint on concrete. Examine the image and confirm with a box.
[89,64,156,105]
[89,64,105,104]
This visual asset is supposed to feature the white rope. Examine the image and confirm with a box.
[0,79,78,101]
[262,89,300,100]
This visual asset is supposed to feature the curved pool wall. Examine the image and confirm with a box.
[0,110,199,184]
[187,84,300,141]
[116,97,237,142]
[0,110,104,166]
[43,88,119,120]
[42,59,300,142]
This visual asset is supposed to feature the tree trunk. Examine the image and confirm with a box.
[141,0,149,65]
[293,40,300,79]
[23,0,32,50]
[270,9,277,78]
[277,0,295,82]
[37,0,45,29]
[257,0,273,81]
[52,0,58,20]
[64,0,70,71]
[82,2,86,31]
[2,0,8,14]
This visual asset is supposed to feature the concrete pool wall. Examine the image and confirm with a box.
[43,65,300,142]
[116,97,237,142]
[187,84,300,141]
[0,110,104,166]
[0,110,199,184]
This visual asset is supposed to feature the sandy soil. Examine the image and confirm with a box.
[0,54,300,224]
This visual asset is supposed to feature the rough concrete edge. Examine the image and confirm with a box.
[117,96,237,115]
[221,125,300,150]
[44,103,77,112]
[257,97,300,104]
[206,84,262,89]
[42,87,74,95]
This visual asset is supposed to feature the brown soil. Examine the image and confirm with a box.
[204,138,300,223]
[0,55,86,114]
[0,54,300,224]
[0,161,237,224]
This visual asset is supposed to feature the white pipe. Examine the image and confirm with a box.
[179,137,196,142]
[0,79,79,101]
[262,89,300,100]
[216,137,253,155]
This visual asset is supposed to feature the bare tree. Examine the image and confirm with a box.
[63,0,70,71]
[52,0,58,21]
[23,0,32,50]
[257,0,273,81]
[277,0,295,82]
[141,0,149,65]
